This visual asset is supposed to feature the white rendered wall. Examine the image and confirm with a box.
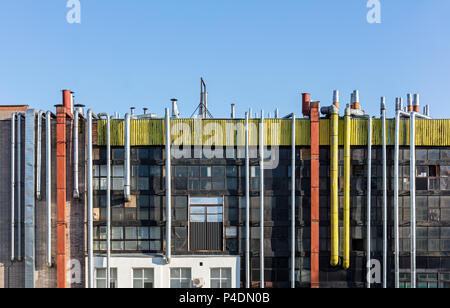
[90,255,240,288]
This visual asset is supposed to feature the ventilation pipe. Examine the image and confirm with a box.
[245,112,250,288]
[394,98,411,288]
[330,105,339,267]
[366,116,373,288]
[87,109,97,288]
[407,94,413,112]
[333,90,340,109]
[17,113,22,261]
[381,97,388,288]
[413,94,420,113]
[165,108,172,264]
[172,99,180,119]
[73,108,80,199]
[310,101,320,288]
[353,90,360,110]
[275,108,279,119]
[10,113,16,262]
[302,93,311,118]
[259,110,265,288]
[231,104,236,119]
[124,113,131,202]
[343,106,351,270]
[143,108,148,115]
[410,111,417,288]
[46,111,52,268]
[290,114,296,288]
[36,111,44,200]
[392,95,431,288]
[106,115,112,288]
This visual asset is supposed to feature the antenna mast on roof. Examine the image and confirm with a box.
[190,77,213,118]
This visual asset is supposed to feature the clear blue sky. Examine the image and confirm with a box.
[0,0,449,118]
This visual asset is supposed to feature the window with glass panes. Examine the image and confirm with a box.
[210,268,232,288]
[93,146,164,253]
[133,268,154,288]
[172,165,239,192]
[399,273,411,289]
[440,273,450,288]
[170,268,192,288]
[95,268,118,288]
[418,273,438,288]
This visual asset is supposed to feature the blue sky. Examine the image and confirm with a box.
[0,0,449,118]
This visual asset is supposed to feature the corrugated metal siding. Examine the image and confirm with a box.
[96,119,450,147]
[190,222,222,251]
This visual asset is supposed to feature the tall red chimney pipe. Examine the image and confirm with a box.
[302,93,311,118]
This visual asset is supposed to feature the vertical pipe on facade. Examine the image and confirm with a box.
[73,109,80,199]
[290,114,296,288]
[165,109,172,263]
[106,115,111,288]
[394,104,401,288]
[410,111,416,289]
[10,113,16,262]
[17,113,22,261]
[367,116,372,288]
[259,111,265,288]
[381,97,387,288]
[245,112,250,288]
[46,111,52,268]
[343,106,351,270]
[36,111,44,200]
[330,105,339,267]
[124,114,131,202]
[310,102,320,288]
[87,110,94,288]
[56,103,67,288]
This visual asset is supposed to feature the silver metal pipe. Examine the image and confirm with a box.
[381,98,387,288]
[165,108,172,263]
[231,104,236,119]
[410,111,416,288]
[46,111,52,267]
[36,111,44,200]
[24,109,37,288]
[275,109,279,119]
[245,112,250,288]
[73,109,80,199]
[259,110,264,288]
[124,113,131,202]
[17,113,22,261]
[106,115,111,288]
[10,113,16,262]
[367,116,372,288]
[291,114,296,288]
[87,109,94,288]
[394,110,400,288]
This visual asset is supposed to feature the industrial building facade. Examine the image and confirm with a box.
[1,90,450,288]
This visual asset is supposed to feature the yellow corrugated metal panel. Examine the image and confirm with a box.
[416,119,450,146]
[96,119,450,147]
[320,119,330,145]
[130,119,164,146]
